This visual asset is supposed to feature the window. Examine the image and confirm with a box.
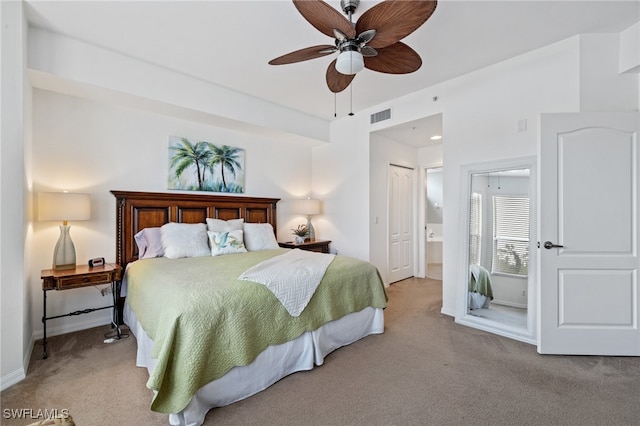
[492,195,529,276]
[469,192,482,265]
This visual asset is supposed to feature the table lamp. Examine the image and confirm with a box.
[38,192,91,270]
[295,198,320,241]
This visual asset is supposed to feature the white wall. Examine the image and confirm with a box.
[28,27,330,145]
[311,117,372,259]
[323,31,638,317]
[29,89,316,339]
[618,22,640,110]
[579,34,639,111]
[619,22,640,73]
[418,144,443,169]
[321,34,636,317]
[0,0,29,390]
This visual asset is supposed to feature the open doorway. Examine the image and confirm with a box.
[369,113,443,285]
[425,167,443,280]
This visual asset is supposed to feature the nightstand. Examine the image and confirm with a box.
[278,239,331,253]
[40,263,122,359]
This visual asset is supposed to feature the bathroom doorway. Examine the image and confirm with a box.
[425,167,443,280]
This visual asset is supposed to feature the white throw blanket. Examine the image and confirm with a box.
[238,249,335,317]
[469,263,480,283]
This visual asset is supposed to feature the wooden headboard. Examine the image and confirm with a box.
[111,190,280,268]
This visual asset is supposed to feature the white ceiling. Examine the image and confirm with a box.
[24,0,639,145]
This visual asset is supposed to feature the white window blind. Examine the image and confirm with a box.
[492,195,529,276]
[469,193,482,265]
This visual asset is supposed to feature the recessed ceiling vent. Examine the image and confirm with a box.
[370,108,391,124]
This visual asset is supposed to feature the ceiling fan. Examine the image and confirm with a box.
[269,0,438,93]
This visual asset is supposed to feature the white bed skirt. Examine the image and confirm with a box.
[124,303,384,426]
[468,292,491,310]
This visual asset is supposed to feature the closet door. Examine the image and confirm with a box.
[389,164,414,283]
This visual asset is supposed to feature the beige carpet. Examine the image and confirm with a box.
[2,277,639,425]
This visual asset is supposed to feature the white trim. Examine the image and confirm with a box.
[456,316,536,346]
[0,368,26,391]
[32,316,112,340]
[456,156,537,343]
[492,300,528,310]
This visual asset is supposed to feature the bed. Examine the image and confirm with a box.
[468,264,493,309]
[111,190,387,426]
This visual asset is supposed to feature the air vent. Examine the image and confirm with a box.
[370,108,391,124]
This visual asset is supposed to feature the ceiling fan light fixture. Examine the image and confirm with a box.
[335,50,364,75]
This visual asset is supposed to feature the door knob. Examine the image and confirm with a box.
[543,241,564,249]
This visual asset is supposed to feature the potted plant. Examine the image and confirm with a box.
[291,224,308,244]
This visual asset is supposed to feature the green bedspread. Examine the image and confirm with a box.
[468,264,493,299]
[125,249,387,413]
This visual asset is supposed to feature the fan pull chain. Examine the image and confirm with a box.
[334,93,337,118]
[349,84,354,116]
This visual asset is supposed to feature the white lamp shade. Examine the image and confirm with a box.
[335,50,364,75]
[38,192,91,222]
[294,198,321,216]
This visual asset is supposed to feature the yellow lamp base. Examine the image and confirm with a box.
[53,263,76,271]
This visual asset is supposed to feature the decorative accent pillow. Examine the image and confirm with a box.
[243,223,279,251]
[206,218,244,233]
[160,222,210,259]
[207,230,248,256]
[134,227,164,259]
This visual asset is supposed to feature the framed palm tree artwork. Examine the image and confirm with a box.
[168,136,245,193]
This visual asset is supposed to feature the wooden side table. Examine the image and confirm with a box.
[278,239,331,253]
[40,263,122,359]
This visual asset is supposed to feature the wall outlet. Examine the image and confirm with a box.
[100,286,112,296]
[521,290,526,296]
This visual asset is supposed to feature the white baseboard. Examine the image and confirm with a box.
[440,306,455,317]
[1,367,26,392]
[2,317,110,392]
[31,314,112,341]
[492,299,527,309]
[24,334,34,371]
[1,336,34,391]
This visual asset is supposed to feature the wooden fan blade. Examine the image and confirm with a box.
[326,59,355,93]
[269,45,336,65]
[293,0,356,40]
[364,42,422,74]
[356,0,437,49]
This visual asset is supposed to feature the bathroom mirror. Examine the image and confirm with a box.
[457,157,537,344]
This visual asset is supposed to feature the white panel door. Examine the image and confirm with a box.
[539,112,640,355]
[388,165,414,283]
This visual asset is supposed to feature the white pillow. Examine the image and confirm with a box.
[243,223,279,251]
[134,227,164,259]
[206,218,244,233]
[160,222,210,259]
[208,230,247,256]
